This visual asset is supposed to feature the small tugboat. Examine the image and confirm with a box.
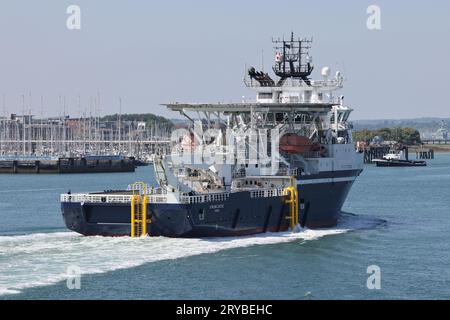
[372,149,427,167]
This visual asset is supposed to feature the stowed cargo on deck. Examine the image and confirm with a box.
[61,33,364,237]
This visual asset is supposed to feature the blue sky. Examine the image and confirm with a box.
[0,0,449,119]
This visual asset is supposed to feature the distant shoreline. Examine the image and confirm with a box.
[424,145,450,153]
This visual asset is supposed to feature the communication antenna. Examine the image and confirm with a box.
[22,93,25,156]
[118,97,122,155]
[40,95,44,156]
[261,48,264,72]
[2,94,5,117]
[272,31,314,85]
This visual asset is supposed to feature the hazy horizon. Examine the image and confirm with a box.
[1,1,449,120]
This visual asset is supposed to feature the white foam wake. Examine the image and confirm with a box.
[0,228,348,296]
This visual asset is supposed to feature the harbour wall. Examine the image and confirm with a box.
[0,156,135,174]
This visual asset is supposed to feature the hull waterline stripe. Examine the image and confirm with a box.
[297,176,356,185]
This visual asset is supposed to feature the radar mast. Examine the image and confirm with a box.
[272,32,314,85]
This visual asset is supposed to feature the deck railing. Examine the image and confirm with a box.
[61,187,288,205]
[249,188,287,198]
[179,192,230,204]
[60,193,167,204]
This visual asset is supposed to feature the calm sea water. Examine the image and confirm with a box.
[1,154,449,299]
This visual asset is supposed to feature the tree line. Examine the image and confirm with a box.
[100,113,174,130]
[352,127,422,145]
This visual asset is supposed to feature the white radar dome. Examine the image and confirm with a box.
[321,67,330,77]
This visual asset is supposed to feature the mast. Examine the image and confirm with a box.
[22,94,25,156]
[118,97,122,155]
[88,96,92,154]
[63,96,67,156]
[271,32,313,85]
[28,92,32,156]
[40,96,44,156]
[0,94,4,155]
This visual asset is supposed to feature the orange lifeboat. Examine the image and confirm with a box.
[279,133,313,154]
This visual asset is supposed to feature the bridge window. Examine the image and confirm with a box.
[258,93,273,100]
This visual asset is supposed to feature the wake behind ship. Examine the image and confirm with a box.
[61,33,364,237]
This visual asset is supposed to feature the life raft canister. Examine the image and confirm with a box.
[279,133,313,154]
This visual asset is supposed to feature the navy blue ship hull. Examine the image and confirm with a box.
[61,178,356,237]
